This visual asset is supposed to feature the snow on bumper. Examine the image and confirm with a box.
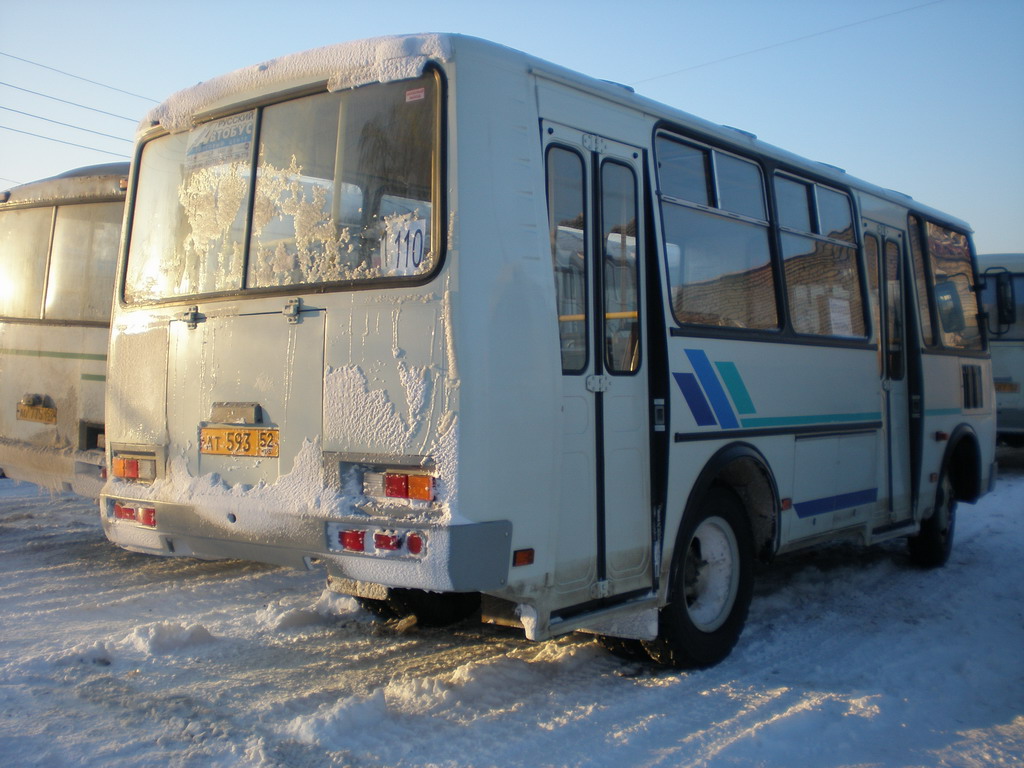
[100,494,513,592]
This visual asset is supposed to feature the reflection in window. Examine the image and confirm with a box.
[774,176,864,338]
[45,202,122,322]
[546,147,587,372]
[908,216,935,346]
[656,134,777,330]
[926,222,981,350]
[602,161,640,373]
[663,206,777,329]
[782,233,865,337]
[0,207,51,318]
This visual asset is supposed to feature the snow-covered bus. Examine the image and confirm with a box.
[101,35,995,667]
[979,254,1024,446]
[0,163,128,497]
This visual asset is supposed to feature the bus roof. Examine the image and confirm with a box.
[0,162,129,209]
[978,253,1024,272]
[139,33,970,232]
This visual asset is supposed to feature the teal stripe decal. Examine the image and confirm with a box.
[0,347,107,362]
[740,411,882,428]
[925,408,962,417]
[715,361,756,415]
[81,374,106,382]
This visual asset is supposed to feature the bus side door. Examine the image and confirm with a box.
[865,223,913,521]
[543,121,653,609]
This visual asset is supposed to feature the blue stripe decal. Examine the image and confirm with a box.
[715,361,756,415]
[685,349,739,429]
[794,488,878,519]
[673,373,717,427]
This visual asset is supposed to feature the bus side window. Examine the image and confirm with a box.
[924,222,981,350]
[776,176,865,338]
[546,146,588,373]
[0,206,51,318]
[656,135,777,330]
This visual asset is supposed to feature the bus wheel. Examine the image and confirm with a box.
[908,472,956,568]
[644,485,754,668]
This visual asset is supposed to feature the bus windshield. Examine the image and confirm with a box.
[125,73,439,303]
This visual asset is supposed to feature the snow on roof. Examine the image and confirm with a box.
[142,34,452,136]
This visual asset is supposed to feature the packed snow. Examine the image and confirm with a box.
[1,451,1022,767]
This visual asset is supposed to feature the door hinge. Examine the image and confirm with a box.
[283,297,302,324]
[591,580,612,599]
[586,375,610,393]
[581,133,607,153]
[178,306,202,330]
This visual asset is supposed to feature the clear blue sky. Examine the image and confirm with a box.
[1,0,1021,253]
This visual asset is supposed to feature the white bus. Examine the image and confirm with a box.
[101,35,995,667]
[979,254,1024,446]
[0,163,128,497]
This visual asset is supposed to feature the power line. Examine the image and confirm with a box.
[0,81,138,122]
[1,176,23,186]
[0,105,132,143]
[632,0,947,85]
[0,124,130,158]
[0,50,158,103]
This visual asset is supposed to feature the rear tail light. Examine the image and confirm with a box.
[112,455,157,481]
[339,530,366,552]
[332,526,425,557]
[365,471,434,501]
[373,532,401,551]
[112,503,157,528]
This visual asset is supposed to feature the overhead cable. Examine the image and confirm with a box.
[0,124,131,158]
[0,50,158,102]
[0,106,132,142]
[632,0,947,85]
[0,81,138,122]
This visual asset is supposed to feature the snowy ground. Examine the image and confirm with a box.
[1,455,1022,768]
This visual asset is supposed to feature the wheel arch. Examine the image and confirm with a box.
[942,424,983,505]
[663,443,779,585]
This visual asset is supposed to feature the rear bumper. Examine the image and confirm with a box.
[100,493,513,592]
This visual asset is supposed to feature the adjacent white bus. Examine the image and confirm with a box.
[979,254,1024,446]
[101,35,995,667]
[0,163,128,496]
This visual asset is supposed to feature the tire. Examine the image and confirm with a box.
[908,471,956,568]
[643,485,754,669]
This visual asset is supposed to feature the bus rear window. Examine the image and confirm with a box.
[125,72,439,303]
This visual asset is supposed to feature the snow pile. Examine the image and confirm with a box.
[1,457,1023,766]
[125,622,216,654]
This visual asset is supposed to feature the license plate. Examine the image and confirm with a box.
[200,427,279,457]
[995,381,1019,394]
[16,403,57,424]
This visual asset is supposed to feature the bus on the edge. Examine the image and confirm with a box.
[0,163,128,497]
[100,36,996,667]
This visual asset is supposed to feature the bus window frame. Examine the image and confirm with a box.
[118,66,447,309]
[653,122,874,351]
[906,213,986,356]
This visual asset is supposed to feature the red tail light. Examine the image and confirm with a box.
[339,530,366,552]
[374,532,401,551]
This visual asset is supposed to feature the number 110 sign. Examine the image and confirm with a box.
[381,218,427,276]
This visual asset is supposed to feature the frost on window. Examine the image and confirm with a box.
[125,74,438,302]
